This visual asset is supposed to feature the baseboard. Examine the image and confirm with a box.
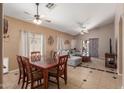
[91,57,105,62]
[91,57,105,60]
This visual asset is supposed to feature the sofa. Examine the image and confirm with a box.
[51,49,82,67]
[67,55,82,67]
[54,49,82,67]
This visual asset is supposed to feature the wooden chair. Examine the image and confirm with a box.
[16,55,25,86]
[31,51,41,62]
[48,55,68,89]
[22,56,43,89]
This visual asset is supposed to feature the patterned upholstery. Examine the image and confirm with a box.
[31,51,41,62]
[22,56,43,89]
[58,55,68,76]
[48,55,68,88]
[16,55,24,85]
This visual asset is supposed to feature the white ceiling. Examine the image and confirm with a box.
[4,3,117,35]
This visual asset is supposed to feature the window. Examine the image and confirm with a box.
[28,33,43,56]
[20,31,44,57]
[82,40,89,56]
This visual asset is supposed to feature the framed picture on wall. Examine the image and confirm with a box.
[4,19,9,38]
[48,35,54,46]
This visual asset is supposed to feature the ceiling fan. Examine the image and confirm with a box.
[77,22,89,35]
[24,3,51,25]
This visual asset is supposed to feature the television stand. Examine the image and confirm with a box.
[105,53,117,69]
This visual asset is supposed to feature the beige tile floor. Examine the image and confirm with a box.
[81,58,117,73]
[3,65,122,89]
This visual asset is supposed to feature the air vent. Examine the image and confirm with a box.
[46,3,56,9]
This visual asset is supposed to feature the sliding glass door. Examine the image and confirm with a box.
[89,38,99,57]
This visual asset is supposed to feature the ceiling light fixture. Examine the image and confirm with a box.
[80,26,89,35]
[33,3,42,25]
[80,31,84,35]
[83,29,89,33]
[33,18,42,25]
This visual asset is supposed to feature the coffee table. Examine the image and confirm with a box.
[81,56,91,62]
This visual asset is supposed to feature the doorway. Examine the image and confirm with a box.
[89,38,99,58]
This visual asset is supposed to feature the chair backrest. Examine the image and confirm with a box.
[57,55,68,75]
[16,55,23,74]
[31,51,41,62]
[21,56,33,80]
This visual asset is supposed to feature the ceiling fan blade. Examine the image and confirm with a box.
[24,11,32,16]
[25,19,33,21]
[44,19,51,23]
[22,17,33,21]
[39,18,51,23]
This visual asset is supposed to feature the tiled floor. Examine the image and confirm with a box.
[80,58,117,73]
[3,64,122,89]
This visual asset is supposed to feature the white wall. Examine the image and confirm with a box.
[114,4,124,88]
[75,23,114,59]
[71,39,76,49]
[122,14,124,88]
[0,3,3,88]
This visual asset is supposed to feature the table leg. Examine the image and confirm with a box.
[43,69,48,89]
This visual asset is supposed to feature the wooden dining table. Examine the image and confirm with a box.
[30,57,58,89]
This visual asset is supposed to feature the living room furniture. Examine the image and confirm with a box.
[105,53,117,68]
[67,56,82,67]
[30,56,58,88]
[31,51,41,62]
[22,56,44,89]
[16,55,23,85]
[48,55,68,89]
[81,56,91,62]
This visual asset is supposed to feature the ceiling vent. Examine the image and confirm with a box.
[46,3,56,9]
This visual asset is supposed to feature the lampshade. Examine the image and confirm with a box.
[80,31,84,35]
[83,29,89,33]
[33,19,42,25]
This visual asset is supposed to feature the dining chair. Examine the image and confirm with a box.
[31,51,41,62]
[48,55,68,89]
[16,55,24,85]
[22,56,43,89]
[16,55,28,89]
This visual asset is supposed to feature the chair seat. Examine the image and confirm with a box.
[49,68,64,77]
[48,55,68,89]
[48,68,58,76]
[28,70,43,81]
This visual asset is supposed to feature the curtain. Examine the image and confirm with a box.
[19,31,29,57]
[28,33,44,56]
[19,31,44,57]
[56,37,65,51]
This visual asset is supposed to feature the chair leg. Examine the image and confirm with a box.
[31,81,34,89]
[18,73,21,84]
[40,79,42,84]
[25,77,29,89]
[57,77,60,89]
[64,74,67,85]
[21,76,25,89]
